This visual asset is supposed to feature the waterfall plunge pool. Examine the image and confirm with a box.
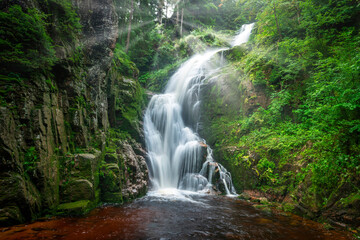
[0,192,353,240]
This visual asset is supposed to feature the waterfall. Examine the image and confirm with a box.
[144,24,254,195]
[231,23,255,47]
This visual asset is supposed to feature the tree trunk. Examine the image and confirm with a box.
[273,1,282,40]
[294,0,301,24]
[176,4,179,26]
[158,0,164,24]
[125,0,134,53]
[164,0,168,27]
[180,7,184,36]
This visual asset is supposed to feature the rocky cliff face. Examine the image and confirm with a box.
[0,0,148,226]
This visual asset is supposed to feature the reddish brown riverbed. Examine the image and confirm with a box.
[0,192,354,240]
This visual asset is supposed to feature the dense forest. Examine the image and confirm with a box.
[0,0,359,237]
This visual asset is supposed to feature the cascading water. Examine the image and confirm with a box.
[231,23,255,47]
[144,23,254,195]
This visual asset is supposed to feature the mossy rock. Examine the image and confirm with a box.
[105,153,118,163]
[238,192,251,200]
[101,192,124,203]
[224,45,248,61]
[56,200,92,216]
[253,204,272,214]
[63,153,99,183]
[76,154,97,172]
[282,202,296,213]
[60,179,94,203]
[259,197,269,205]
[339,192,360,208]
[0,173,41,225]
[100,163,121,193]
[0,206,24,227]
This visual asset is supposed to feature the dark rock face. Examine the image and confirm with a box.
[101,140,148,203]
[0,0,148,226]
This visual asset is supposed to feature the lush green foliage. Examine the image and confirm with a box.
[140,60,183,92]
[181,0,244,31]
[24,146,38,176]
[112,44,139,77]
[0,5,56,72]
[211,0,360,208]
[46,0,82,41]
[133,26,232,89]
[0,1,81,75]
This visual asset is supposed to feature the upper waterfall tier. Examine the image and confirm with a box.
[232,23,255,47]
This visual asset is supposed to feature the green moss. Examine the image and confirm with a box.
[46,0,82,41]
[339,192,360,207]
[112,44,139,77]
[141,60,184,92]
[253,204,272,214]
[95,189,101,203]
[101,192,124,204]
[105,153,118,163]
[57,200,92,216]
[282,203,296,213]
[226,46,248,62]
[23,146,38,177]
[190,28,231,48]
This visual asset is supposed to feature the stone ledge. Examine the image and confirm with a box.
[56,200,92,216]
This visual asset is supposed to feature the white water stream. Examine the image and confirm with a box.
[144,24,254,197]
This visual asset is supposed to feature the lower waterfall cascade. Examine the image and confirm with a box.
[144,23,255,195]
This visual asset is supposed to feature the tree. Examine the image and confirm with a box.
[271,0,282,39]
[125,0,134,53]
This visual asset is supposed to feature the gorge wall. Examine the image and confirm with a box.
[0,0,147,226]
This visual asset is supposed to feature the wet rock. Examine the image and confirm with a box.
[293,203,317,219]
[323,190,360,229]
[238,192,251,200]
[67,153,100,186]
[0,206,24,227]
[259,197,269,205]
[100,140,148,203]
[199,141,208,164]
[101,163,122,193]
[0,173,41,226]
[61,179,94,203]
[102,192,124,203]
[105,153,118,163]
[76,154,98,175]
[253,204,272,215]
[57,200,92,216]
[216,178,227,194]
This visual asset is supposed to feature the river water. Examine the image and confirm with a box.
[0,191,353,240]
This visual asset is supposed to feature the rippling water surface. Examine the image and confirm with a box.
[0,190,353,240]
